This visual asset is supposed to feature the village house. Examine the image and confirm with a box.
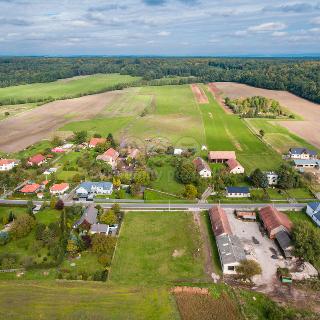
[226,186,250,198]
[208,151,236,163]
[306,202,320,227]
[226,159,244,174]
[209,206,246,274]
[288,148,317,160]
[73,205,98,228]
[89,137,106,148]
[259,206,293,239]
[90,223,118,235]
[0,159,19,171]
[174,148,184,156]
[28,154,46,166]
[265,171,279,185]
[51,147,65,153]
[20,183,41,194]
[50,183,70,195]
[75,181,113,198]
[96,148,119,169]
[193,157,212,178]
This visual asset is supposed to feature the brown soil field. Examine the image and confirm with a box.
[0,90,123,153]
[208,83,232,114]
[214,82,320,148]
[191,84,209,104]
[174,291,240,320]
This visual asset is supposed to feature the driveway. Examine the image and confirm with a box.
[225,209,285,289]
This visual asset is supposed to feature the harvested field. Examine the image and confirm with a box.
[214,82,320,148]
[191,84,209,104]
[174,291,240,320]
[208,83,232,114]
[0,90,124,153]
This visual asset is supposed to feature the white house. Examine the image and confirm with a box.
[76,182,113,198]
[0,159,18,171]
[226,159,244,174]
[306,202,320,227]
[288,148,317,160]
[174,148,183,156]
[265,172,279,186]
[193,157,212,178]
[226,186,250,198]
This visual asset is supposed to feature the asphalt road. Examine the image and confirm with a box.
[0,199,306,211]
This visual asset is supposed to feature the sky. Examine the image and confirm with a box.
[0,0,320,56]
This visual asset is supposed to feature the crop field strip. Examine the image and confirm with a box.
[199,84,282,172]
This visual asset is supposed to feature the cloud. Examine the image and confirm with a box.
[0,17,32,26]
[272,31,288,37]
[157,31,171,36]
[265,3,320,13]
[248,22,287,32]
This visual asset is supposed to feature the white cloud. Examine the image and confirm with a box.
[272,31,287,37]
[234,30,248,36]
[248,22,287,32]
[157,31,171,36]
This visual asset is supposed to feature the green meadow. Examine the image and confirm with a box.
[199,85,283,172]
[0,281,178,320]
[0,73,139,104]
[110,211,207,286]
[246,118,319,154]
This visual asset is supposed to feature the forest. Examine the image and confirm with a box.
[0,57,320,103]
[225,96,293,118]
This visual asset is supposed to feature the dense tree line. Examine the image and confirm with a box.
[1,57,320,103]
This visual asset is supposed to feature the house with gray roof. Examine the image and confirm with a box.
[76,181,113,198]
[216,234,246,274]
[73,205,98,228]
[306,202,320,227]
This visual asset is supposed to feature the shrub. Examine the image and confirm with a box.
[10,214,36,239]
[98,253,112,267]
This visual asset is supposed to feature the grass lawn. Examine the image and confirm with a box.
[61,116,134,138]
[246,118,319,155]
[201,85,282,172]
[36,208,61,225]
[266,188,288,200]
[0,74,140,104]
[284,210,314,226]
[110,211,207,286]
[0,206,26,229]
[150,163,184,196]
[0,281,178,320]
[287,188,315,199]
[15,140,52,159]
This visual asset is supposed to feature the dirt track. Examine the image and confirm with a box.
[0,90,123,153]
[214,82,320,148]
[191,84,208,104]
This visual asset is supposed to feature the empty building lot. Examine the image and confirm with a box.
[225,209,285,289]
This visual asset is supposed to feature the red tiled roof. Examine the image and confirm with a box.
[208,151,236,160]
[227,158,242,171]
[51,147,65,153]
[20,183,40,193]
[28,154,45,164]
[50,183,69,192]
[259,206,293,235]
[98,148,119,161]
[193,157,211,172]
[128,148,140,159]
[89,138,106,147]
[0,159,16,166]
[209,206,232,237]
